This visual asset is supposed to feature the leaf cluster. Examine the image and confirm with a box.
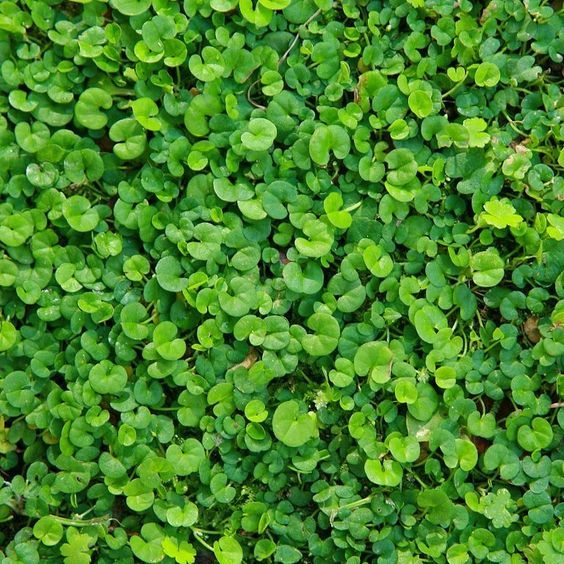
[0,0,563,563]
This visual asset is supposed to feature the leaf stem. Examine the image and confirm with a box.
[441,77,466,100]
[191,527,222,535]
[408,470,430,489]
[47,514,113,527]
[246,78,265,110]
[278,9,322,69]
[339,495,373,511]
[191,529,215,552]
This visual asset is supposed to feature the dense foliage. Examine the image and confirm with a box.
[0,0,563,562]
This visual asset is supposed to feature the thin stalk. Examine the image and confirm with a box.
[408,470,430,489]
[191,527,222,535]
[191,530,215,552]
[339,495,373,511]
[48,514,113,527]
[441,78,466,100]
[278,9,322,69]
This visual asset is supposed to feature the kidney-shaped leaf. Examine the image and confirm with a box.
[272,400,317,447]
[301,312,340,356]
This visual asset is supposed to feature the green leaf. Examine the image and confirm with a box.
[213,536,243,564]
[413,304,448,344]
[408,90,433,118]
[121,302,149,340]
[131,97,161,131]
[365,459,403,486]
[474,62,500,87]
[254,539,276,561]
[189,47,225,82]
[33,516,64,546]
[470,250,505,288]
[62,195,99,232]
[389,435,420,463]
[464,118,490,148]
[480,198,523,229]
[74,88,113,129]
[363,244,394,278]
[309,125,350,165]
[241,118,277,152]
[283,261,324,294]
[166,501,198,527]
[130,535,164,563]
[385,148,417,185]
[15,122,50,153]
[354,341,393,384]
[272,400,317,447]
[89,360,128,395]
[239,0,273,26]
[111,0,151,16]
[109,118,147,160]
[156,256,188,292]
[323,192,353,229]
[301,312,340,356]
[162,537,197,564]
[0,320,18,352]
[153,321,186,361]
[64,149,104,183]
[517,418,554,451]
[165,439,205,475]
[295,219,334,258]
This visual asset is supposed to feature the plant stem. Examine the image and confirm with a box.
[191,530,215,552]
[48,514,112,527]
[441,77,466,100]
[278,9,322,68]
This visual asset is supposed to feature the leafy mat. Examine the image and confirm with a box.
[0,1,563,563]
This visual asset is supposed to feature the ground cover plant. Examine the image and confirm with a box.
[0,0,563,562]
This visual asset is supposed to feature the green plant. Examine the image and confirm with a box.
[0,0,563,563]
